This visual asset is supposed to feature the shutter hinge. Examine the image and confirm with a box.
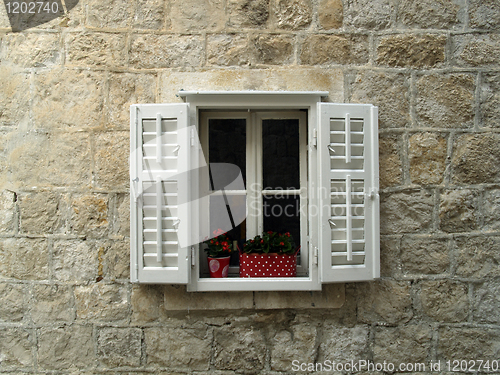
[190,128,195,146]
[313,246,318,266]
[191,246,196,268]
[311,128,318,148]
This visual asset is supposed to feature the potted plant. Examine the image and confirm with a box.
[203,229,233,278]
[240,231,298,278]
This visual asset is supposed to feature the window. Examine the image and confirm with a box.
[130,92,380,291]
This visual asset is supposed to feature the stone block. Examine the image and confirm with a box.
[469,0,500,30]
[409,132,447,185]
[97,327,142,367]
[343,0,393,30]
[134,0,167,30]
[0,328,33,369]
[0,33,60,68]
[75,283,129,322]
[33,68,104,130]
[380,236,400,277]
[418,280,468,322]
[473,280,500,324]
[37,326,94,370]
[65,32,127,68]
[213,325,265,371]
[397,0,463,29]
[270,324,317,371]
[376,34,446,68]
[207,34,253,66]
[69,194,109,238]
[378,134,402,189]
[170,0,224,32]
[275,0,312,29]
[228,0,269,29]
[450,133,500,184]
[452,33,500,67]
[86,0,133,28]
[416,73,475,129]
[439,189,479,232]
[455,235,500,279]
[101,240,129,280]
[484,189,500,231]
[131,284,166,323]
[18,191,64,234]
[254,284,345,309]
[145,326,211,370]
[0,238,49,280]
[0,190,16,235]
[53,240,98,283]
[0,66,30,127]
[93,131,129,190]
[29,284,74,323]
[380,190,434,235]
[400,236,449,275]
[438,327,500,361]
[300,34,369,65]
[163,285,253,310]
[373,325,432,365]
[318,325,369,362]
[319,0,343,29]
[253,34,294,65]
[480,73,500,128]
[348,71,410,128]
[356,280,413,324]
[115,193,130,237]
[129,34,203,69]
[0,283,26,322]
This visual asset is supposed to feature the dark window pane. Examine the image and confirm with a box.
[263,195,300,250]
[262,119,300,190]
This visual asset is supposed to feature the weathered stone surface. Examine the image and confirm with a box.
[373,325,432,365]
[86,0,133,28]
[65,32,127,67]
[69,194,109,237]
[378,134,402,189]
[318,325,369,362]
[207,34,252,66]
[0,283,25,322]
[18,191,63,234]
[356,280,413,324]
[253,34,294,65]
[380,236,400,277]
[0,328,33,369]
[163,285,253,310]
[409,132,447,185]
[473,280,500,324]
[101,240,129,280]
[469,0,500,30]
[301,34,369,65]
[439,189,479,232]
[270,324,316,371]
[343,0,393,29]
[254,284,345,309]
[131,284,165,323]
[214,325,265,371]
[450,133,500,184]
[0,66,30,127]
[398,0,463,29]
[416,73,475,129]
[0,238,49,280]
[94,132,129,190]
[129,34,203,69]
[97,327,142,367]
[275,0,312,29]
[53,240,97,282]
[400,236,449,275]
[38,326,94,370]
[480,73,500,128]
[228,0,269,28]
[75,283,128,322]
[319,0,343,29]
[349,71,410,128]
[145,326,211,370]
[33,69,104,130]
[0,33,60,68]
[29,284,74,323]
[377,34,446,68]
[380,190,434,234]
[115,194,130,237]
[134,0,167,30]
[438,327,500,361]
[455,235,500,279]
[0,190,15,235]
[419,280,468,322]
[484,189,500,231]
[452,34,500,67]
[170,0,224,32]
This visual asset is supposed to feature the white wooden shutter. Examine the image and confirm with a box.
[130,104,191,283]
[318,103,380,282]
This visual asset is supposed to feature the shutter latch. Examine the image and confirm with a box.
[131,177,140,202]
[311,128,318,148]
[191,246,196,268]
[313,246,318,265]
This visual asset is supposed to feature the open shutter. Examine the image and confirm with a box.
[318,103,380,282]
[130,104,191,283]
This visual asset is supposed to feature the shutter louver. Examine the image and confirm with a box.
[318,103,380,282]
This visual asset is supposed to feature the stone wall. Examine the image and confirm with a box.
[1,0,500,373]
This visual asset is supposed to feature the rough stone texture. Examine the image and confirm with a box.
[228,0,269,29]
[275,0,312,30]
[254,284,344,309]
[131,284,166,323]
[480,73,500,128]
[0,189,16,235]
[65,32,127,67]
[69,194,109,237]
[207,34,253,66]
[101,240,130,280]
[419,280,469,322]
[450,133,500,184]
[319,0,343,29]
[343,0,393,30]
[253,34,294,65]
[53,240,98,282]
[163,285,254,310]
[380,190,434,234]
[93,132,129,190]
[74,284,129,322]
[318,325,369,362]
[400,236,449,275]
[270,324,317,371]
[438,327,500,361]
[379,237,400,277]
[301,34,369,65]
[378,134,402,189]
[0,328,33,369]
[18,191,63,234]
[469,0,500,30]
[0,238,49,280]
[145,326,211,370]
[97,327,142,367]
[452,33,500,68]
[29,284,74,323]
[0,66,30,127]
[409,132,447,185]
[397,0,463,29]
[0,33,60,68]
[473,280,500,324]
[439,189,479,233]
[86,0,133,28]
[484,189,500,231]
[170,0,224,32]
[349,71,410,128]
[134,0,167,30]
[0,283,25,322]
[455,235,500,279]
[416,73,475,129]
[37,326,94,370]
[115,194,130,237]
